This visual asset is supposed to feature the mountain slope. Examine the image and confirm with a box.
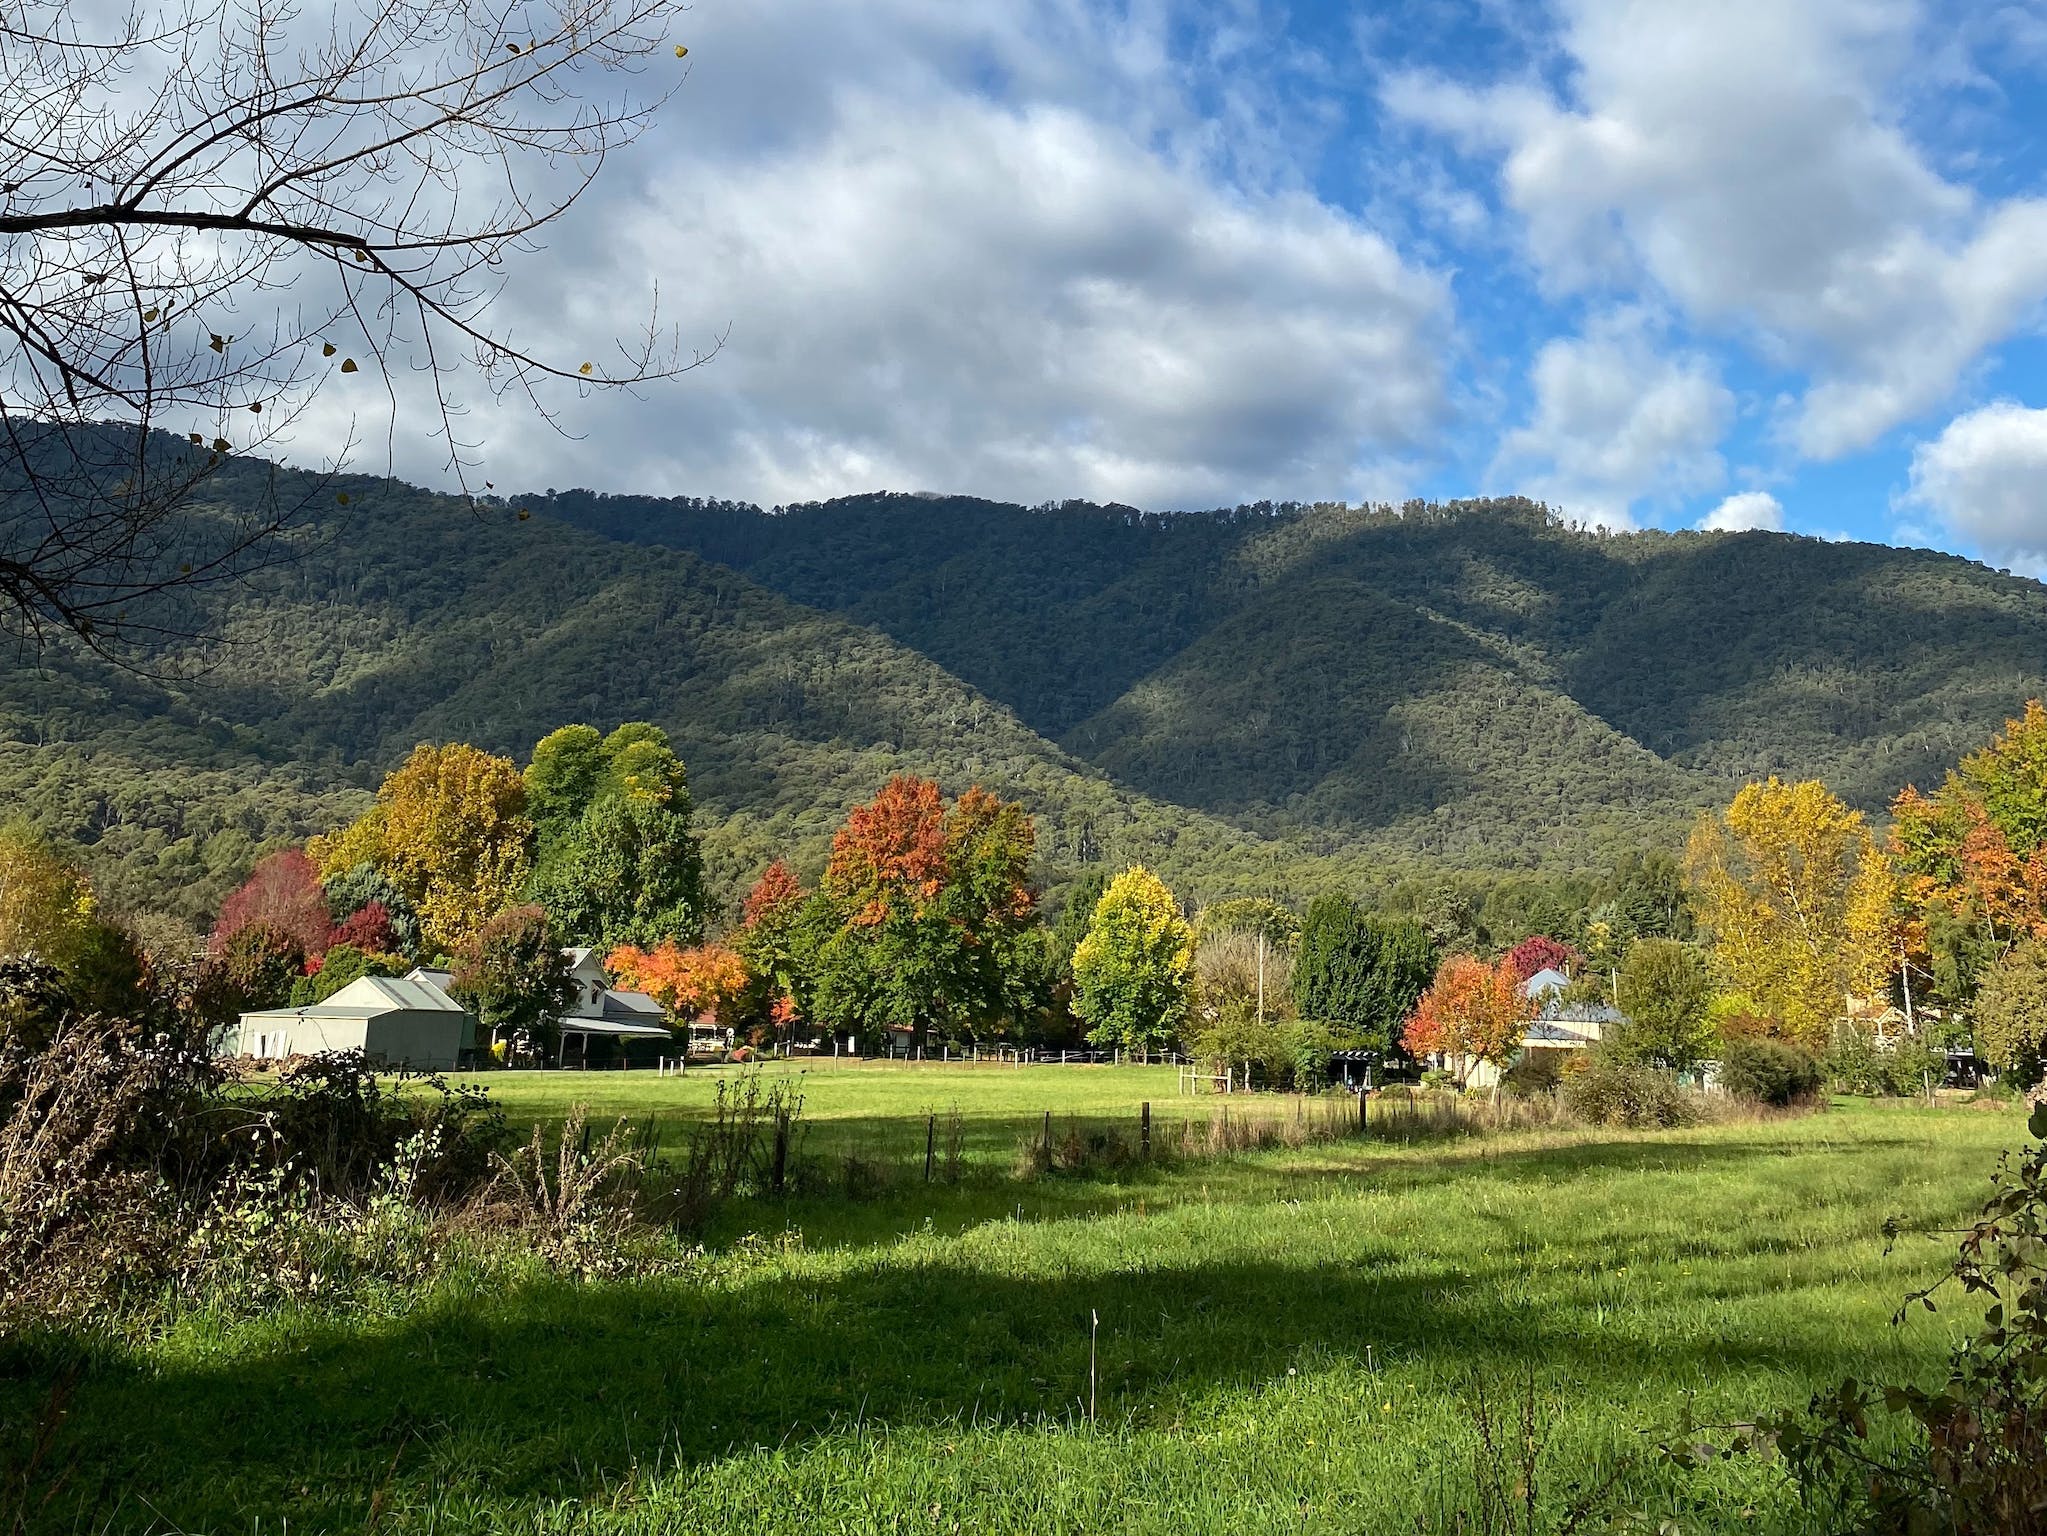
[11,457,2047,927]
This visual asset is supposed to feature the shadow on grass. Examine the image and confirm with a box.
[0,1129,1937,1533]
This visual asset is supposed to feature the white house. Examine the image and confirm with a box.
[556,946,673,1068]
[235,973,475,1069]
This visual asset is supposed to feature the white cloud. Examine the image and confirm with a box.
[1385,0,2047,460]
[296,0,1454,511]
[1699,490,1785,532]
[1493,311,1731,527]
[1905,400,2047,572]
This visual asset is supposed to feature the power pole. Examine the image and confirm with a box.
[1257,931,1266,1028]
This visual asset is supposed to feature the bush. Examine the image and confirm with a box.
[1501,1049,1564,1097]
[1717,1038,1823,1106]
[1559,1055,1693,1127]
[1826,1024,1942,1097]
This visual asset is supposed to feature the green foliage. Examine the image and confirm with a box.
[287,945,408,1007]
[17,455,2047,935]
[1072,866,1193,1053]
[1610,939,1718,1072]
[1823,1025,1944,1097]
[1193,897,1300,948]
[217,922,305,1012]
[1290,894,1435,1067]
[321,863,420,957]
[1972,943,2047,1088]
[1716,1038,1823,1106]
[450,905,575,1056]
[525,724,706,951]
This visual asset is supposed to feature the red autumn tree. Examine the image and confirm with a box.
[742,859,803,929]
[608,940,753,1022]
[211,848,334,958]
[1402,954,1532,1088]
[330,899,395,955]
[823,774,949,925]
[1504,935,1580,984]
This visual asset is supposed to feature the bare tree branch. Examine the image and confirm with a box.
[0,0,713,655]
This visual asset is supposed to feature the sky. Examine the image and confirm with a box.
[338,0,2047,571]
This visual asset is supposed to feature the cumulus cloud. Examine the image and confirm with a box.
[1906,401,2047,573]
[298,0,1453,511]
[1699,491,1785,532]
[1492,311,1731,527]
[1385,0,2047,460]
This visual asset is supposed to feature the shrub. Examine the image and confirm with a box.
[1501,1049,1564,1097]
[1559,1055,1693,1127]
[1826,1024,1943,1097]
[1717,1038,1823,1106]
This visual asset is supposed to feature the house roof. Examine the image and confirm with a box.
[1522,967,1571,998]
[601,990,664,1021]
[240,972,465,1024]
[557,1017,673,1039]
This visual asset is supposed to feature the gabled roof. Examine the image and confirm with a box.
[240,972,465,1023]
[1522,967,1571,999]
[600,990,664,1021]
[327,974,466,1013]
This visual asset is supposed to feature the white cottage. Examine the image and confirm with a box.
[235,973,475,1069]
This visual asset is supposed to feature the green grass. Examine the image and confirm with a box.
[3,1083,2027,1535]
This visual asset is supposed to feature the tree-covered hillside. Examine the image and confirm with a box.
[9,455,2047,926]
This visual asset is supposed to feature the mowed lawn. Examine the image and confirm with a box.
[5,1081,2027,1535]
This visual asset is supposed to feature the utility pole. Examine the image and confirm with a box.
[1257,930,1266,1028]
[1899,942,1916,1034]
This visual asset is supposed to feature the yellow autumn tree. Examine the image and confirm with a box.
[1684,777,1898,1047]
[310,743,532,955]
[0,825,97,965]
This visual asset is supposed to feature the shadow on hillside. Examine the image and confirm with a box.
[1,1131,1917,1531]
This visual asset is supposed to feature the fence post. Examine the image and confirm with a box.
[771,1110,789,1195]
[925,1113,936,1182]
[1141,1101,1151,1158]
[1042,1109,1053,1166]
[1359,1087,1368,1133]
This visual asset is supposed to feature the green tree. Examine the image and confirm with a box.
[0,825,97,967]
[1291,894,1435,1069]
[1610,938,1718,1072]
[1072,866,1193,1056]
[321,863,421,957]
[450,905,576,1058]
[524,724,607,855]
[1974,943,2047,1087]
[527,723,705,951]
[1051,870,1111,974]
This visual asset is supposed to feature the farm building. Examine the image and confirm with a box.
[556,947,674,1068]
[234,973,475,1069]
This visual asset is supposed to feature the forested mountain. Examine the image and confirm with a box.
[8,450,2047,926]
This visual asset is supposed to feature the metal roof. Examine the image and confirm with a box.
[557,1017,673,1039]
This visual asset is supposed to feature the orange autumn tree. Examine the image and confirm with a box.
[1890,702,2047,1007]
[607,941,752,1023]
[809,775,1038,1047]
[735,859,807,1034]
[1401,954,1532,1090]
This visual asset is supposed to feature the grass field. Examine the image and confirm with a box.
[4,1068,2028,1535]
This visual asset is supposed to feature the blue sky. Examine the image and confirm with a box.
[341,0,2047,571]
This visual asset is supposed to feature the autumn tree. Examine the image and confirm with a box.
[526,723,705,950]
[607,940,750,1023]
[1071,866,1193,1056]
[1685,777,1898,1048]
[1505,935,1581,984]
[732,860,806,1031]
[0,825,97,967]
[1891,703,2047,1007]
[807,777,1040,1047]
[450,905,575,1057]
[215,921,305,1012]
[1401,954,1531,1090]
[0,0,706,652]
[1291,894,1437,1069]
[321,864,421,958]
[310,742,533,956]
[210,848,333,958]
